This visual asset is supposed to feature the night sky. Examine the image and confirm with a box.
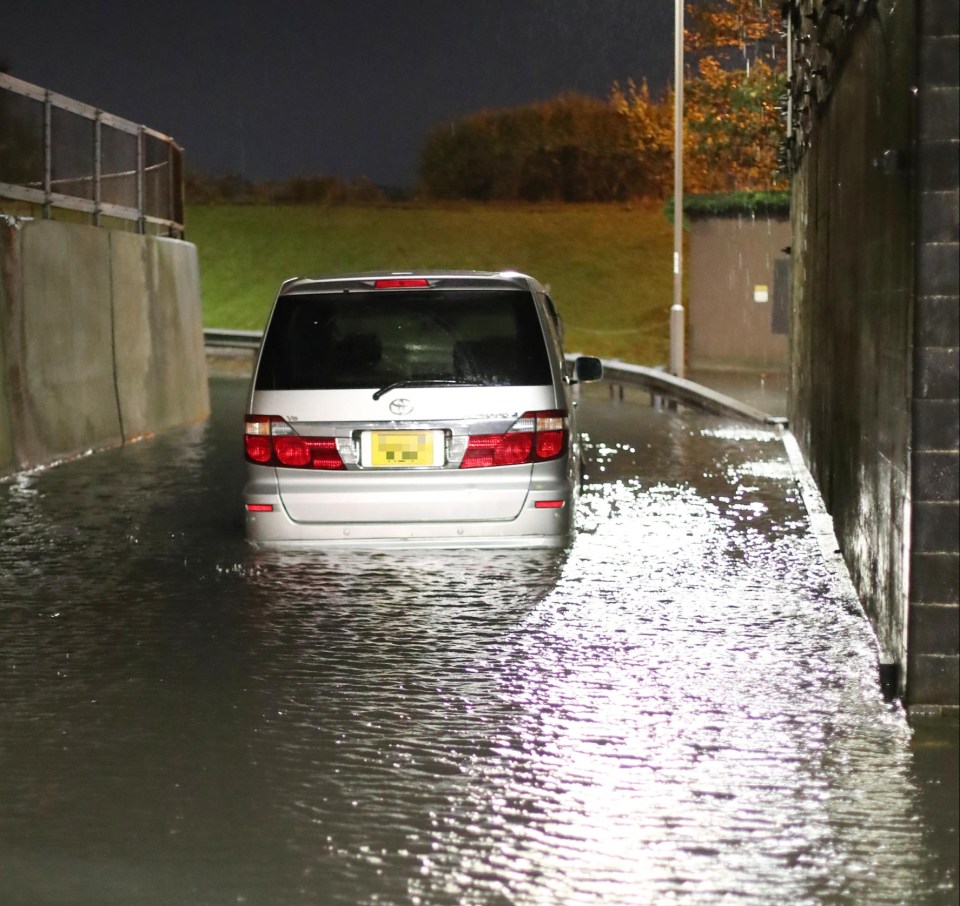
[4,1,676,188]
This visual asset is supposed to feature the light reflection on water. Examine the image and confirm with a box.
[0,377,952,905]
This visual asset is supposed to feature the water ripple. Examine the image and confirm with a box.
[0,379,949,906]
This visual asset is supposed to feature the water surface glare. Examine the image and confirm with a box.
[0,378,953,905]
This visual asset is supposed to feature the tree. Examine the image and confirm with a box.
[685,0,781,56]
[612,0,787,195]
[418,94,645,202]
[609,79,674,199]
[684,0,787,191]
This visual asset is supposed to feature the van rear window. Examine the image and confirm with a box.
[255,289,553,391]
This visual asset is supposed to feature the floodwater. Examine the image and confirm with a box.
[0,377,956,906]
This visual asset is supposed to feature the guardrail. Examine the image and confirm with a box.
[0,72,184,237]
[203,329,785,426]
[597,359,786,426]
[204,328,262,349]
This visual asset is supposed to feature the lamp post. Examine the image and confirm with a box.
[670,0,685,378]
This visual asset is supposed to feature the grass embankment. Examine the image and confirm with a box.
[187,203,676,365]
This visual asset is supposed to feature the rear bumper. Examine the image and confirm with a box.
[243,504,572,549]
[244,471,574,549]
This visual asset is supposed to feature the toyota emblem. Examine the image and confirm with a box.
[388,398,414,416]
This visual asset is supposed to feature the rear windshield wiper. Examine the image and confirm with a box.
[373,379,482,400]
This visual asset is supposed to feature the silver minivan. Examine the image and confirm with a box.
[243,271,602,547]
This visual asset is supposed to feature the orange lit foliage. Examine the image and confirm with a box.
[609,79,675,198]
[612,0,786,196]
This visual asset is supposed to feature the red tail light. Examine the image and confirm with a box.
[460,410,568,469]
[461,432,533,468]
[244,416,345,470]
[373,278,431,289]
[274,435,311,467]
[245,433,273,464]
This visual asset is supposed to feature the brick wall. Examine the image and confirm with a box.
[908,0,960,708]
[787,0,959,709]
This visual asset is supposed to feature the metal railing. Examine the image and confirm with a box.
[0,72,184,237]
[204,328,263,349]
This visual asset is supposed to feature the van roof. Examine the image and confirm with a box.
[278,270,545,296]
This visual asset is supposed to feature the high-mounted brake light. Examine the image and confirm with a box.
[244,416,345,470]
[373,278,431,289]
[460,410,568,469]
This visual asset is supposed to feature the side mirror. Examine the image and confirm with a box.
[573,356,603,383]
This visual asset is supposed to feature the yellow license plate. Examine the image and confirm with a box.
[369,431,437,467]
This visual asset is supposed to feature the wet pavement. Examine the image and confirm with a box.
[0,376,956,905]
[687,368,789,419]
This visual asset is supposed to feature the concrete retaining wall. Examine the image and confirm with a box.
[0,219,209,475]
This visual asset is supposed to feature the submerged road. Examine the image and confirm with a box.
[0,375,956,905]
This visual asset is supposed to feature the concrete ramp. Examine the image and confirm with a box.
[0,219,209,475]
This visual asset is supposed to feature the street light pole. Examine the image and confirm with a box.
[670,0,685,378]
